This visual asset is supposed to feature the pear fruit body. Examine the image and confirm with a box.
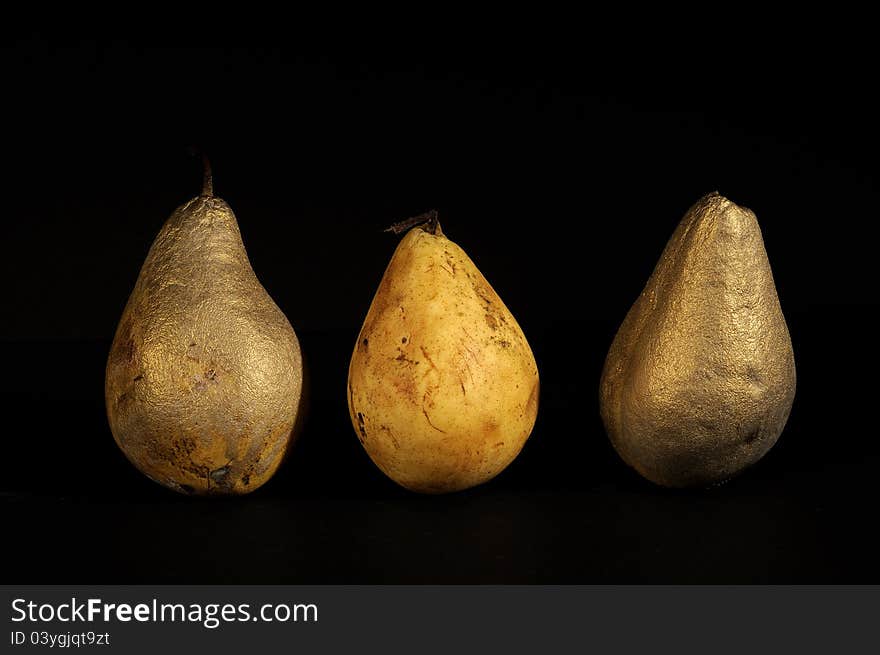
[348,221,539,493]
[600,193,795,488]
[105,185,304,495]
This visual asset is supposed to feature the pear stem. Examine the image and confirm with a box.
[201,154,213,197]
[384,209,439,235]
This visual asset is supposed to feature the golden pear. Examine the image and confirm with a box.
[348,212,539,493]
[600,192,796,487]
[105,164,305,495]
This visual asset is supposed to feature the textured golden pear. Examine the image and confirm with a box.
[105,164,305,495]
[600,192,796,487]
[348,213,540,493]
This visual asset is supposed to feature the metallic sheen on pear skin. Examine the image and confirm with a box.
[600,193,796,488]
[348,213,539,494]
[105,166,304,495]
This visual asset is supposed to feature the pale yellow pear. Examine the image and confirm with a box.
[105,166,304,495]
[600,192,796,487]
[348,214,539,493]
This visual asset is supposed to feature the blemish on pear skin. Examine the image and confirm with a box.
[125,339,137,363]
[526,380,539,410]
[210,465,229,481]
[422,407,446,433]
[395,349,418,366]
[356,412,368,443]
[379,425,401,450]
[420,346,439,376]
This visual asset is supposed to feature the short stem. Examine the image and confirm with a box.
[201,154,213,197]
[384,209,440,235]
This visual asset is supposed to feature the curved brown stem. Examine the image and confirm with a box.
[384,209,440,235]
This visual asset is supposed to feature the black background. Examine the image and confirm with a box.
[2,26,878,583]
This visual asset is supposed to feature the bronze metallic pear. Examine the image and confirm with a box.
[348,213,540,493]
[600,192,796,487]
[105,165,305,495]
